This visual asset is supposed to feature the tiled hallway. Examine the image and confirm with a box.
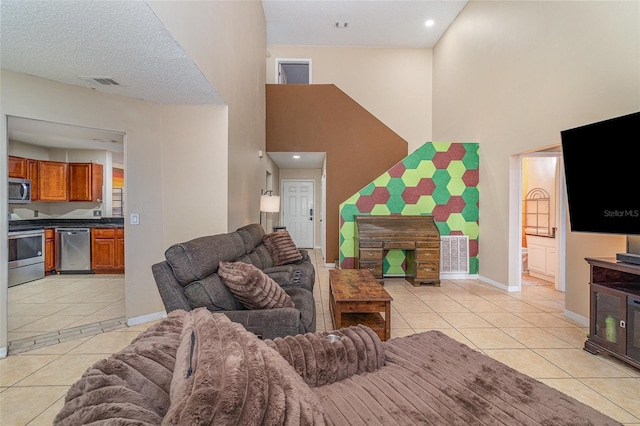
[1,250,639,425]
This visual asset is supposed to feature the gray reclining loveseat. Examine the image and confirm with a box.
[151,223,315,339]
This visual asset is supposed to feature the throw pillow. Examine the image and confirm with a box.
[165,309,329,425]
[217,261,295,309]
[264,325,386,387]
[263,231,303,266]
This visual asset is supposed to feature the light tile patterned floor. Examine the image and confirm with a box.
[7,274,125,355]
[1,251,639,425]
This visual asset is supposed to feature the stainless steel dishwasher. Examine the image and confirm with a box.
[56,228,92,273]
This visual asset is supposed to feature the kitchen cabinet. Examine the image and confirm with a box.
[69,163,103,202]
[45,228,55,273]
[27,159,39,201]
[91,228,124,273]
[115,228,125,270]
[527,235,556,281]
[38,160,68,201]
[8,156,28,178]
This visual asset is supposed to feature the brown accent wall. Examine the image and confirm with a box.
[266,84,408,263]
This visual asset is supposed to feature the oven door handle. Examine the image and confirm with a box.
[9,232,44,239]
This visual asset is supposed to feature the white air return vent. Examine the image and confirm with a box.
[440,236,469,273]
[79,76,120,86]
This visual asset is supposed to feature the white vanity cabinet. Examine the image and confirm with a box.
[527,235,556,281]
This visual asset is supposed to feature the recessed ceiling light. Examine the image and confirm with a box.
[425,19,435,27]
[293,155,301,159]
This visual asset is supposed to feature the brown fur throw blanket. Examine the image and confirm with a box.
[264,325,385,387]
[53,312,185,425]
[163,308,329,425]
[312,330,623,426]
[54,310,621,426]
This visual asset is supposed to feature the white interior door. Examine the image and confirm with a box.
[282,180,314,248]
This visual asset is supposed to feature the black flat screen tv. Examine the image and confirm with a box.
[560,111,640,262]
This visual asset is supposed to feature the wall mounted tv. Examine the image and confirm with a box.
[561,111,640,262]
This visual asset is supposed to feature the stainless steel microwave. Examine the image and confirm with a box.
[8,177,32,203]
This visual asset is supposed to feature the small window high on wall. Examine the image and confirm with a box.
[276,58,312,84]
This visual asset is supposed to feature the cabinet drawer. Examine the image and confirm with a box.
[416,248,439,261]
[416,261,439,278]
[92,228,116,238]
[45,228,55,239]
[416,240,440,249]
[359,261,382,278]
[116,228,124,238]
[359,241,383,248]
[359,248,382,260]
[383,242,415,250]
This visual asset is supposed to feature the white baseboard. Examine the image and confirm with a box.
[127,311,167,327]
[564,309,589,327]
[0,346,7,359]
[325,262,336,268]
[477,274,519,292]
[441,272,479,280]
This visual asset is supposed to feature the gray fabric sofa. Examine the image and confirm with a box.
[151,223,316,339]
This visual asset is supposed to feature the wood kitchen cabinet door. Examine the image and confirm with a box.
[92,229,116,271]
[92,228,124,273]
[115,228,125,270]
[69,163,103,202]
[39,160,68,201]
[8,156,27,178]
[28,159,39,201]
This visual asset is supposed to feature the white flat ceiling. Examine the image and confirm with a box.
[263,0,468,48]
[268,152,326,169]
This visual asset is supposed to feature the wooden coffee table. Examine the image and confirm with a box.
[329,269,393,341]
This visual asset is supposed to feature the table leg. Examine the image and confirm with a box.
[334,302,342,329]
[385,301,391,340]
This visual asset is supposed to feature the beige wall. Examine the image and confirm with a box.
[266,46,432,154]
[159,104,229,245]
[432,1,638,318]
[150,1,267,232]
[278,168,323,247]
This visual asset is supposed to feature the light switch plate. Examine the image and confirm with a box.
[130,213,140,225]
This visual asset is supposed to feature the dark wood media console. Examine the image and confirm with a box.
[354,215,441,286]
[584,257,640,370]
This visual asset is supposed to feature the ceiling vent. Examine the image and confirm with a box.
[335,22,348,28]
[79,76,120,86]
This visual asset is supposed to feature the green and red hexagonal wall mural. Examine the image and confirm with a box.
[339,142,479,275]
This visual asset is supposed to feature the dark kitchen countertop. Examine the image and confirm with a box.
[9,217,124,232]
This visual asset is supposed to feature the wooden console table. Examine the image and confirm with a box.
[584,257,640,370]
[329,269,392,341]
[354,215,441,286]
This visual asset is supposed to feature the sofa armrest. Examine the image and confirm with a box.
[298,249,309,261]
[224,308,304,340]
[151,261,192,313]
[264,325,385,387]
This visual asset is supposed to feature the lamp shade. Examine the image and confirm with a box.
[260,194,280,213]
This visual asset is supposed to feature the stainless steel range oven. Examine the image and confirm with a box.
[8,229,45,287]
